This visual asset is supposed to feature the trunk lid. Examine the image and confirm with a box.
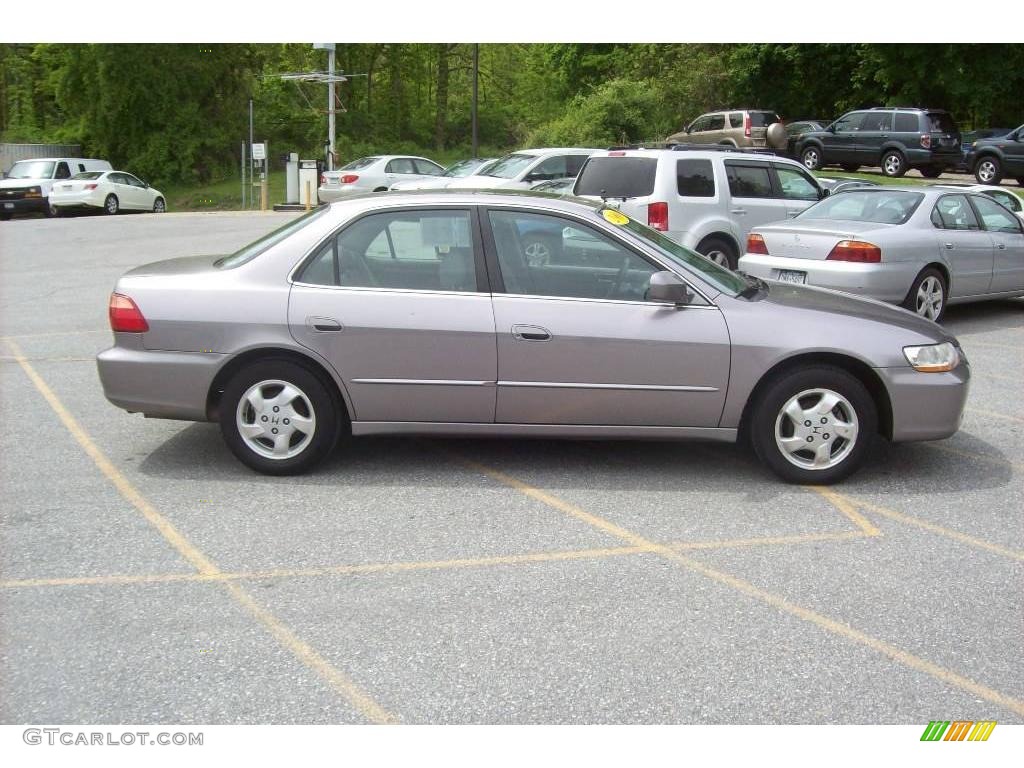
[755,221,892,261]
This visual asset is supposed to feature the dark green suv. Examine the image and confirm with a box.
[966,124,1024,186]
[797,108,962,178]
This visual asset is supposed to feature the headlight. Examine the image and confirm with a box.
[971,141,977,149]
[904,342,960,372]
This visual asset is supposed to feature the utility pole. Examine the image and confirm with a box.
[248,97,254,210]
[471,44,479,158]
[327,46,336,171]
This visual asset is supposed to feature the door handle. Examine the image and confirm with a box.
[996,243,1006,250]
[786,211,800,218]
[731,209,747,215]
[511,324,552,342]
[306,316,343,332]
[944,243,954,250]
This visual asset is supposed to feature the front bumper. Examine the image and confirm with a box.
[0,196,47,215]
[738,253,918,304]
[877,362,970,442]
[97,342,225,421]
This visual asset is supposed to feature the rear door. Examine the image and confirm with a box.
[931,194,994,297]
[856,111,893,164]
[288,207,497,423]
[483,207,730,428]
[970,194,1024,293]
[724,160,790,236]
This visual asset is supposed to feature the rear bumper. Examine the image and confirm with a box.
[50,190,105,208]
[902,148,962,168]
[738,253,919,304]
[877,362,970,442]
[97,343,224,421]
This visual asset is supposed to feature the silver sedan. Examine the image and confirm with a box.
[739,187,1024,321]
[97,192,969,484]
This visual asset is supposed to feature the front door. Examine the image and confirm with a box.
[823,112,865,165]
[855,110,893,164]
[288,207,497,423]
[484,208,730,428]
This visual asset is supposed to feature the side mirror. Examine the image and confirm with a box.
[648,271,694,307]
[819,187,830,199]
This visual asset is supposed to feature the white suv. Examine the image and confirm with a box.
[572,147,826,268]
[446,147,597,191]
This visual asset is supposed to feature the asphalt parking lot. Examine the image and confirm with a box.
[1,211,1021,725]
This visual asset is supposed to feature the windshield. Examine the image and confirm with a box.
[609,209,747,296]
[443,158,490,178]
[216,207,331,269]
[7,161,55,179]
[482,153,536,179]
[799,190,924,225]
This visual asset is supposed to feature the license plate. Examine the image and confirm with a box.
[3,202,13,209]
[778,270,807,284]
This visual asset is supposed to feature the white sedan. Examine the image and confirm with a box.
[49,170,166,215]
[318,155,444,202]
[932,183,1024,222]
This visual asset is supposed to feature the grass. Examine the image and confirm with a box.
[813,169,1024,199]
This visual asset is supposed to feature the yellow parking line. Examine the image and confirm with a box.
[464,459,1024,718]
[0,329,107,341]
[4,338,396,725]
[806,486,882,536]
[669,531,870,551]
[0,356,95,363]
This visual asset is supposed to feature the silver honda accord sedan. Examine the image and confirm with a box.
[97,191,970,484]
[738,187,1024,322]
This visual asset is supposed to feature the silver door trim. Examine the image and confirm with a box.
[352,421,737,441]
[351,378,493,387]
[498,380,718,392]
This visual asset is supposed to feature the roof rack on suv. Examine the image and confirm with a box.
[668,143,778,156]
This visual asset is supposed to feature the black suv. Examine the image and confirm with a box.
[797,108,962,178]
[966,124,1024,186]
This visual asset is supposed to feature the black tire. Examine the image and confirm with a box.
[697,236,738,270]
[750,366,877,485]
[973,155,1003,185]
[0,212,10,221]
[104,194,120,215]
[881,150,907,178]
[219,359,343,475]
[152,197,166,213]
[840,164,860,172]
[521,232,561,266]
[45,200,59,218]
[801,145,823,171]
[919,167,943,179]
[1017,177,1024,187]
[902,267,948,322]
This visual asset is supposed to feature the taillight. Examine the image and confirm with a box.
[746,233,769,255]
[744,114,751,138]
[920,134,931,149]
[320,173,326,185]
[340,174,359,184]
[826,240,881,263]
[647,201,669,231]
[84,183,98,190]
[109,293,149,333]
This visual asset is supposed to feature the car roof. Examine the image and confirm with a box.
[586,147,806,167]
[323,188,603,216]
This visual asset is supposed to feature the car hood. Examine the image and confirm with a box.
[0,178,42,188]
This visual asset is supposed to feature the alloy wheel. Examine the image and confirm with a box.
[914,276,944,320]
[977,160,998,184]
[235,379,317,459]
[774,388,859,471]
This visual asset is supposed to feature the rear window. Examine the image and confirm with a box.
[574,157,657,198]
[676,159,715,197]
[72,172,104,180]
[748,112,779,127]
[341,157,378,171]
[800,190,924,225]
[927,112,958,134]
[216,207,331,269]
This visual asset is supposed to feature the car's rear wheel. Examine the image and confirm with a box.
[697,236,737,269]
[1017,177,1024,187]
[104,194,120,215]
[919,167,943,179]
[751,366,876,484]
[153,197,166,213]
[974,156,1003,185]
[801,146,823,171]
[220,360,341,475]
[881,150,907,178]
[902,267,947,322]
[840,164,860,172]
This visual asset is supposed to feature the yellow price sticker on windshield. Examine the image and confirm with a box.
[602,209,629,226]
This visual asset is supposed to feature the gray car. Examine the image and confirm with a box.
[738,187,1024,321]
[97,192,969,484]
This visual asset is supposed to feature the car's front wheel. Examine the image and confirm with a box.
[801,146,823,171]
[220,360,342,475]
[840,164,860,172]
[974,156,1003,185]
[919,167,943,179]
[751,366,877,484]
[152,197,166,213]
[697,236,738,269]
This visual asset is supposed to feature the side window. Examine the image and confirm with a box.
[529,155,569,181]
[860,112,892,131]
[986,190,1021,213]
[296,210,477,292]
[933,195,980,231]
[971,195,1022,233]
[125,174,145,188]
[54,162,71,179]
[676,159,715,197]
[413,159,443,176]
[729,113,743,128]
[894,113,919,132]
[833,112,866,132]
[77,163,85,173]
[774,166,820,201]
[488,210,658,302]
[725,163,774,198]
[386,158,416,174]
[108,173,125,185]
[689,116,709,133]
[707,114,726,131]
